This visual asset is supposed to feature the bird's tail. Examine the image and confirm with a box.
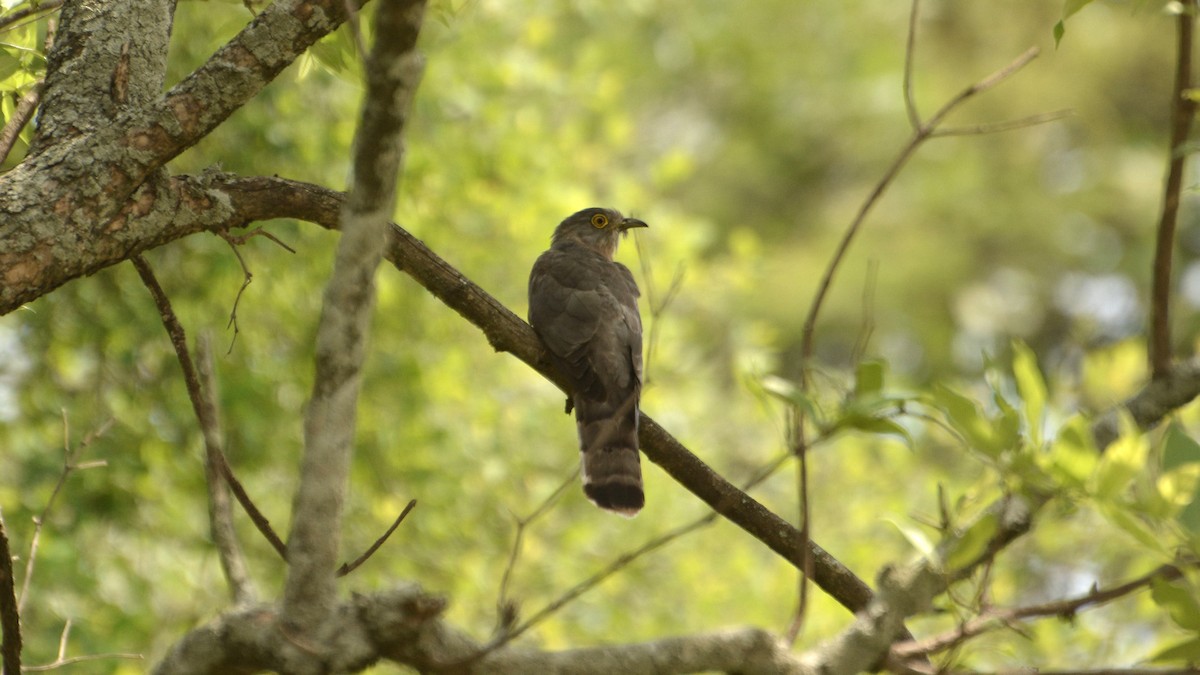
[575,392,644,516]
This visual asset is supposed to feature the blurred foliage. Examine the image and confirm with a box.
[3,0,1200,672]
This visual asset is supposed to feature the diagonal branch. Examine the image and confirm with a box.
[892,563,1184,660]
[208,173,880,617]
[131,255,287,564]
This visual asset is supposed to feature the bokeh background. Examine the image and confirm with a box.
[1,0,1197,670]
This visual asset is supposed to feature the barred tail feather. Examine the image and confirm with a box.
[575,394,644,516]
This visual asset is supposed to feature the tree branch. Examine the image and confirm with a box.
[892,564,1183,660]
[131,255,288,563]
[196,333,258,604]
[280,0,426,638]
[0,82,42,165]
[0,509,20,675]
[1150,0,1197,379]
[0,0,366,313]
[156,582,813,675]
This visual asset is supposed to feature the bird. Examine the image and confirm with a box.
[528,207,648,516]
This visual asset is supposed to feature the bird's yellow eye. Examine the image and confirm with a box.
[590,213,609,229]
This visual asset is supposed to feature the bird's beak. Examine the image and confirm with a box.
[619,217,649,231]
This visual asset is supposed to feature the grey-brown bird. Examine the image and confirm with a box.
[528,207,648,516]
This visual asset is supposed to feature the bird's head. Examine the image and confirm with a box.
[550,207,648,260]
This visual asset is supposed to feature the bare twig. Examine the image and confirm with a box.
[798,43,1043,369]
[633,232,685,384]
[1150,0,1198,379]
[22,621,141,673]
[131,255,288,561]
[17,413,112,613]
[0,0,63,34]
[472,431,850,664]
[902,0,921,130]
[932,109,1072,137]
[494,470,576,624]
[218,236,253,352]
[217,227,296,353]
[0,508,20,675]
[891,564,1184,661]
[336,498,417,577]
[197,333,257,604]
[0,82,42,165]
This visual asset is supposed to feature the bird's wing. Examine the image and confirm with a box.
[529,248,641,400]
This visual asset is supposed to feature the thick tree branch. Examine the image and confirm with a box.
[156,583,810,675]
[0,0,365,313]
[280,0,425,642]
[32,0,174,153]
[0,510,20,675]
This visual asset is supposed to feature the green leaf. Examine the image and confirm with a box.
[1101,504,1170,558]
[1152,577,1200,631]
[1152,637,1200,664]
[1163,423,1200,471]
[839,413,913,447]
[931,385,999,458]
[943,512,999,571]
[1179,485,1200,534]
[758,375,820,422]
[1011,340,1047,447]
[1054,0,1097,45]
[1063,0,1095,19]
[1092,413,1148,500]
[991,386,1022,456]
[888,519,936,563]
[855,359,884,397]
[1046,414,1098,488]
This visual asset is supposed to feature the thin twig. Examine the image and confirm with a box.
[1150,0,1198,379]
[891,564,1184,661]
[24,653,143,672]
[465,440,837,666]
[634,232,685,384]
[131,255,288,561]
[851,260,879,365]
[219,236,253,353]
[932,109,1072,137]
[217,227,296,354]
[902,0,921,130]
[0,0,64,34]
[494,470,576,624]
[336,499,417,577]
[17,413,112,613]
[0,82,42,165]
[798,43,1042,369]
[197,333,257,604]
[0,508,20,675]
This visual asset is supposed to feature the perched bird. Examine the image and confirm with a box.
[528,207,648,516]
